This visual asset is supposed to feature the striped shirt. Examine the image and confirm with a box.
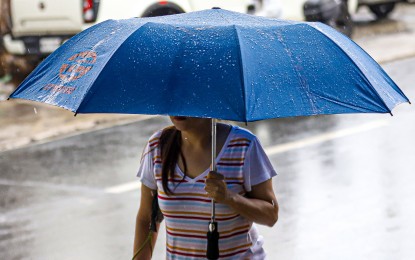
[138,125,277,259]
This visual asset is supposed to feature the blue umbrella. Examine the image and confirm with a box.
[9,9,409,120]
[8,8,410,259]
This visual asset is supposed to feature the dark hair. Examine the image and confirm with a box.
[159,126,187,195]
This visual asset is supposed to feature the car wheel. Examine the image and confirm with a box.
[142,2,186,17]
[328,1,353,37]
[368,3,396,19]
[142,7,184,17]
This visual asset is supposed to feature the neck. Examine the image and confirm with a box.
[181,123,212,149]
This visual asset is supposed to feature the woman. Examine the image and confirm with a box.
[134,116,278,259]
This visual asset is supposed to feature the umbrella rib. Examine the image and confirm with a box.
[274,26,319,114]
[308,23,395,114]
[313,92,386,113]
[216,10,248,121]
[74,21,150,114]
[232,25,248,122]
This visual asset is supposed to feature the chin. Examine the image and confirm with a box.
[169,116,210,131]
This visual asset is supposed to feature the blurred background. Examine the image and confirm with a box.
[0,1,414,259]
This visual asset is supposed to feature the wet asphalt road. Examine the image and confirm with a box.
[0,57,414,260]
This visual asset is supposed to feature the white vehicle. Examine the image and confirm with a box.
[257,0,358,19]
[258,0,400,34]
[3,0,255,58]
[254,0,284,18]
[257,0,359,36]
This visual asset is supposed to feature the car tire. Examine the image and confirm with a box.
[328,1,353,37]
[144,8,183,17]
[142,4,185,18]
[368,3,396,19]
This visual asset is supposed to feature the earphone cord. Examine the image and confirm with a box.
[132,230,153,260]
[132,190,160,259]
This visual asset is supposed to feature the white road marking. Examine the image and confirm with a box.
[264,119,389,156]
[0,179,104,193]
[104,181,141,194]
[105,119,389,194]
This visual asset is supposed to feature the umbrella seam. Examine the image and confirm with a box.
[74,20,150,114]
[308,23,394,114]
[274,26,319,115]
[232,25,248,123]
[312,92,387,113]
[215,9,248,122]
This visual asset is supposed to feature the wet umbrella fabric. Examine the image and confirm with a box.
[9,8,410,260]
[9,9,409,121]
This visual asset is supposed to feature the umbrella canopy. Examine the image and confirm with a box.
[9,9,409,121]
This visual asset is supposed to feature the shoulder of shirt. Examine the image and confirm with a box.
[229,125,257,143]
[148,129,163,141]
[146,128,166,149]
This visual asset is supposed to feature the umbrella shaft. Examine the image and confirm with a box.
[211,118,217,222]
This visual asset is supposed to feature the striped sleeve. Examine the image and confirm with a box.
[243,136,277,192]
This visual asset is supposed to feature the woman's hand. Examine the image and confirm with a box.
[204,171,235,204]
[205,171,278,227]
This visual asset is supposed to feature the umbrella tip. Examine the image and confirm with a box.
[212,7,221,9]
[74,113,78,117]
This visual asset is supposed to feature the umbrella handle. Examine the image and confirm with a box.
[207,221,219,260]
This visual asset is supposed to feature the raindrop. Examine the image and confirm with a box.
[33,107,37,114]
